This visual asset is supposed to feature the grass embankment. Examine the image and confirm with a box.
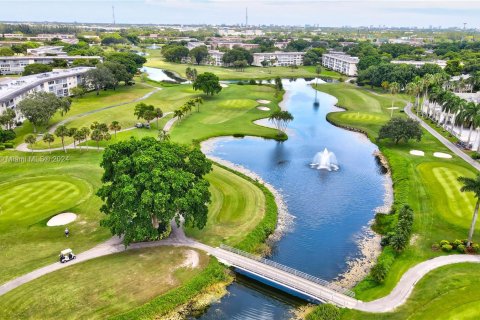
[0,149,110,284]
[145,49,341,80]
[310,83,478,319]
[341,263,480,319]
[171,83,282,144]
[0,247,213,319]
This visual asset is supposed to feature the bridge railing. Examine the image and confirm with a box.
[219,245,355,298]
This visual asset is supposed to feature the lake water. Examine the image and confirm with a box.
[196,78,387,319]
[142,66,176,82]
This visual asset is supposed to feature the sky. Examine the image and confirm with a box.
[1,0,479,28]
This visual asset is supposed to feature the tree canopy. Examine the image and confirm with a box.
[22,63,53,76]
[17,91,71,132]
[378,117,423,144]
[189,45,209,65]
[192,72,222,96]
[97,137,212,246]
[162,44,189,63]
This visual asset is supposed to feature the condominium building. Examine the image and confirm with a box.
[27,46,66,56]
[210,41,259,50]
[207,50,224,66]
[322,53,359,76]
[390,60,447,69]
[0,55,102,75]
[252,52,305,67]
[0,67,93,122]
[187,42,211,50]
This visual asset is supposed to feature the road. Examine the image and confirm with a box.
[405,103,480,172]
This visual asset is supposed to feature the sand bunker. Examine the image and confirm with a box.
[47,212,77,226]
[257,106,270,111]
[220,83,229,88]
[434,152,452,159]
[256,99,271,104]
[409,150,425,156]
[178,250,200,269]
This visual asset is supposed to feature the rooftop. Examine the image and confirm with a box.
[0,67,93,103]
[323,53,359,63]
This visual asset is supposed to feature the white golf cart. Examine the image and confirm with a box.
[59,248,76,263]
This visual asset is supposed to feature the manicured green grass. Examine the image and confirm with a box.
[0,247,209,319]
[340,263,480,320]
[313,83,479,305]
[186,165,265,247]
[170,84,281,144]
[0,149,110,284]
[145,53,341,81]
[418,162,476,229]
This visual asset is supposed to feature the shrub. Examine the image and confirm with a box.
[441,244,453,252]
[306,304,340,320]
[452,239,462,249]
[439,240,450,247]
[249,79,256,85]
[457,244,466,253]
[0,144,5,151]
[472,243,480,253]
[431,243,440,251]
[3,142,13,148]
[390,204,414,252]
[232,133,245,138]
[237,81,245,85]
[471,152,480,160]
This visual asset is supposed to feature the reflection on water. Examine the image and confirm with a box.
[198,79,386,319]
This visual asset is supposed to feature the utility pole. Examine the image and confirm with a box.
[112,6,116,26]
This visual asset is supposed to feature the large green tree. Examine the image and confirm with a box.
[378,117,423,144]
[17,91,71,132]
[22,63,53,76]
[189,45,209,65]
[192,72,222,96]
[97,138,212,246]
[85,65,116,95]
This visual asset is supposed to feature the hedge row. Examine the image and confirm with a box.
[110,258,228,320]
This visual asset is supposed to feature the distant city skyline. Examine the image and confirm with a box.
[0,1,479,28]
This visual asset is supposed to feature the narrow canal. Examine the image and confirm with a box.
[196,79,387,319]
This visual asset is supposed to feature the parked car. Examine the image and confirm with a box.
[135,122,143,128]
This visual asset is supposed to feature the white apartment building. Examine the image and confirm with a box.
[0,67,93,122]
[207,50,225,66]
[390,60,447,69]
[210,41,259,50]
[322,53,359,76]
[27,46,66,56]
[0,55,102,75]
[252,52,305,67]
[187,42,211,50]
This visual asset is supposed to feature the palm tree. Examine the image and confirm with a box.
[194,97,204,112]
[154,108,163,129]
[42,133,55,153]
[54,125,69,153]
[458,175,480,246]
[463,102,480,148]
[173,109,183,121]
[388,82,400,118]
[158,129,170,141]
[109,121,121,138]
[405,82,419,114]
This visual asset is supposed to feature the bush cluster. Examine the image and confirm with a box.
[381,204,414,252]
[471,152,480,160]
[306,304,340,320]
[371,246,396,283]
[435,239,480,253]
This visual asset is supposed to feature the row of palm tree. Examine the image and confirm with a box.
[173,97,204,121]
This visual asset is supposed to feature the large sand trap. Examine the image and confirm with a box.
[434,152,452,159]
[410,150,425,156]
[257,106,270,111]
[256,99,271,104]
[47,212,77,226]
[220,83,229,88]
[178,249,199,269]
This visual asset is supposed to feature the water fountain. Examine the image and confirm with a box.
[311,148,339,171]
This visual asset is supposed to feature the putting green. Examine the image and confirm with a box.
[417,162,476,230]
[201,99,258,124]
[0,176,91,225]
[336,112,387,123]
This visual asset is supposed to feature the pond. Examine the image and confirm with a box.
[196,78,388,319]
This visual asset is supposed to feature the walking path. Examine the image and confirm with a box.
[1,221,480,313]
[405,103,480,172]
